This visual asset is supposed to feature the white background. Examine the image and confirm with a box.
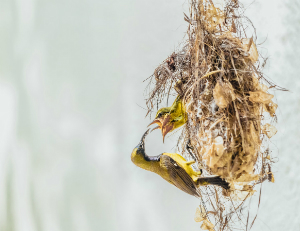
[0,0,299,230]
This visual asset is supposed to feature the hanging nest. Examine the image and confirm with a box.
[144,0,285,230]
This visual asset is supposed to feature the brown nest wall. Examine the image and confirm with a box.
[146,0,278,186]
[145,1,283,230]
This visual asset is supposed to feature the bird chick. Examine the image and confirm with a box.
[149,96,187,142]
[131,129,230,197]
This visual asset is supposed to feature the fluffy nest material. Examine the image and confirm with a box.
[146,0,280,185]
[145,0,284,230]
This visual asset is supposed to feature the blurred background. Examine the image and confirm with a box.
[0,0,299,230]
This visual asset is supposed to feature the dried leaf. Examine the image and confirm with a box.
[242,185,253,191]
[248,91,274,103]
[236,174,259,182]
[213,82,228,108]
[194,206,206,222]
[262,123,277,138]
[260,83,269,92]
[264,101,278,117]
[202,136,224,167]
[241,38,259,63]
[201,219,215,230]
[204,5,225,32]
[213,82,235,108]
[230,189,255,201]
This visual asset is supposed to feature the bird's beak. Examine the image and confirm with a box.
[140,128,150,143]
[162,124,173,142]
[148,119,162,127]
[148,115,174,142]
[161,115,173,142]
[148,119,163,132]
[132,129,150,160]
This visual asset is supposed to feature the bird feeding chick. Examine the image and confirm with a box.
[131,129,230,197]
[149,96,187,142]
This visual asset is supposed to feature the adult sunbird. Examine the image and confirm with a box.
[149,96,187,142]
[131,129,230,197]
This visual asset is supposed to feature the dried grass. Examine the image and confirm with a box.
[144,0,284,230]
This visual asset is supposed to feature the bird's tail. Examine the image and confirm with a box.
[197,176,230,190]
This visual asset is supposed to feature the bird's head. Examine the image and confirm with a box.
[149,96,187,142]
[148,107,173,142]
[148,107,170,128]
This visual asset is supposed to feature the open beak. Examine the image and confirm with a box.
[148,119,162,131]
[161,115,174,142]
[148,119,161,127]
[149,115,174,142]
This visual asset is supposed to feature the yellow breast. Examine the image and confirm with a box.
[131,148,175,184]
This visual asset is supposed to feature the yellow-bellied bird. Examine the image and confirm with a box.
[149,96,187,142]
[131,129,230,197]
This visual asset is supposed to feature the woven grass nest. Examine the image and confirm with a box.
[145,0,284,230]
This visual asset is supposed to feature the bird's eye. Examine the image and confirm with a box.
[158,113,162,117]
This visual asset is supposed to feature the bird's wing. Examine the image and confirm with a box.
[160,155,200,197]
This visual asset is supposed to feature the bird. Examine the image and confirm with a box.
[149,95,187,142]
[131,129,230,197]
